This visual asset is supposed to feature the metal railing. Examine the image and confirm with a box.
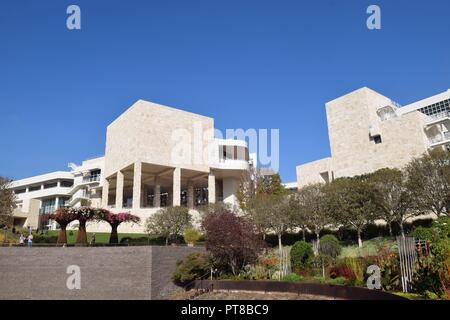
[82,175,100,183]
[430,131,450,144]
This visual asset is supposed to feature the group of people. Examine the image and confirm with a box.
[19,233,33,247]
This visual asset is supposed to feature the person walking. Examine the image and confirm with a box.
[90,233,96,247]
[27,233,33,247]
[19,234,25,246]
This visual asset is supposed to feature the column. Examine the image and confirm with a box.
[153,176,161,207]
[115,171,124,209]
[208,171,216,204]
[142,185,148,207]
[102,179,109,207]
[132,162,142,210]
[172,167,181,206]
[187,180,194,209]
[55,197,59,210]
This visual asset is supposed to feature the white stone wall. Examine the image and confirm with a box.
[297,87,429,187]
[104,100,214,178]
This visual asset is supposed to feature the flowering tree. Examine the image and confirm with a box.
[67,207,105,246]
[49,208,78,245]
[101,211,140,244]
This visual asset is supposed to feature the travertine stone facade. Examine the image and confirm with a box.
[297,87,442,188]
[104,100,214,177]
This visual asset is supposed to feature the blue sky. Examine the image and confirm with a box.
[1,0,449,182]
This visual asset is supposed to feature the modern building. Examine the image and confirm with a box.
[10,100,251,233]
[297,87,450,188]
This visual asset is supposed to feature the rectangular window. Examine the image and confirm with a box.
[28,185,41,192]
[374,135,382,144]
[44,182,57,189]
[14,188,26,194]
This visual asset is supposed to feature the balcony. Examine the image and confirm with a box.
[425,111,450,127]
[429,131,450,148]
[211,158,250,170]
[82,175,101,183]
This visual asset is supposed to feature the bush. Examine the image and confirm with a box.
[410,226,437,242]
[33,234,58,244]
[202,210,265,275]
[319,234,341,259]
[183,228,201,245]
[328,276,347,286]
[290,241,314,270]
[432,216,450,239]
[282,273,304,282]
[172,252,212,286]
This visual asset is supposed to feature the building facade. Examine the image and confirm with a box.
[297,87,450,188]
[10,100,251,233]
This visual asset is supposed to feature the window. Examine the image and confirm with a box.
[374,135,382,144]
[44,182,57,189]
[28,185,41,192]
[60,180,74,187]
[14,188,26,194]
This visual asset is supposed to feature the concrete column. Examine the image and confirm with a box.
[153,176,161,208]
[142,185,148,207]
[208,171,216,204]
[187,180,194,209]
[116,171,124,209]
[102,179,109,207]
[173,167,181,206]
[54,197,59,210]
[132,162,142,210]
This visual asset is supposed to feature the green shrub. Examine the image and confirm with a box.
[319,234,341,259]
[410,226,437,242]
[432,217,450,239]
[328,276,347,286]
[290,241,313,270]
[33,234,58,244]
[172,252,212,286]
[282,273,304,282]
[183,228,201,245]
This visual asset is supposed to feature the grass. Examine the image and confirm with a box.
[45,230,148,244]
[339,237,397,258]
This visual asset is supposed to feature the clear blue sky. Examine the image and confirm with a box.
[1,0,449,182]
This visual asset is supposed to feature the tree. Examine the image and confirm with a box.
[368,168,415,237]
[49,208,78,245]
[324,177,382,247]
[100,211,140,244]
[0,176,15,228]
[145,206,191,245]
[70,207,99,246]
[295,183,330,243]
[201,209,264,275]
[405,148,450,217]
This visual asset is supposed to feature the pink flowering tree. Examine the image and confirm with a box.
[101,212,140,244]
[49,208,78,245]
[68,207,108,246]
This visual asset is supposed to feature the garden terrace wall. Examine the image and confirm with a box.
[194,280,406,300]
[0,246,204,299]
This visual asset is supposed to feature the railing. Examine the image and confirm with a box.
[430,131,450,144]
[427,111,450,122]
[82,175,100,183]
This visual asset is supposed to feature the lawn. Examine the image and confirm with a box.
[339,237,397,258]
[46,230,148,244]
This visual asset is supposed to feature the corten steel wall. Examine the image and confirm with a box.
[194,280,407,300]
[0,246,203,300]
